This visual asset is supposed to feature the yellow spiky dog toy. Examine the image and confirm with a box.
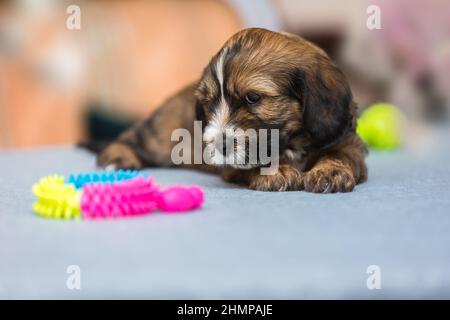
[32,175,82,220]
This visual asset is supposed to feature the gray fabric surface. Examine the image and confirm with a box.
[1,128,450,299]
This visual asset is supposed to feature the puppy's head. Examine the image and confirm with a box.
[195,28,354,169]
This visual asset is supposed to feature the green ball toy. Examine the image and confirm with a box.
[356,103,404,149]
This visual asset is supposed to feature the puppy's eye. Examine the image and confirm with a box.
[244,92,261,105]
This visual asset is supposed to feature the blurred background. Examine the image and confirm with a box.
[0,0,449,149]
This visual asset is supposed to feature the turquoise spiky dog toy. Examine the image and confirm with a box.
[68,169,141,188]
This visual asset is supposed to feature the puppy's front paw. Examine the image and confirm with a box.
[304,162,355,193]
[97,143,143,170]
[249,165,304,191]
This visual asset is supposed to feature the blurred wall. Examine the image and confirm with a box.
[0,0,242,148]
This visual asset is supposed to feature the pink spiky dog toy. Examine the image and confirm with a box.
[156,185,204,212]
[81,177,160,219]
[79,176,204,219]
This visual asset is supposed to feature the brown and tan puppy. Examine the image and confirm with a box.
[98,28,368,192]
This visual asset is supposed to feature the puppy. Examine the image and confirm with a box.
[98,28,368,192]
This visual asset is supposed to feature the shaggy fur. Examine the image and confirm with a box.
[98,28,368,192]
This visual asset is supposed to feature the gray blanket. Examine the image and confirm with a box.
[1,128,450,298]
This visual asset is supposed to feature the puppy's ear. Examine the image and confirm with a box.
[292,58,353,148]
